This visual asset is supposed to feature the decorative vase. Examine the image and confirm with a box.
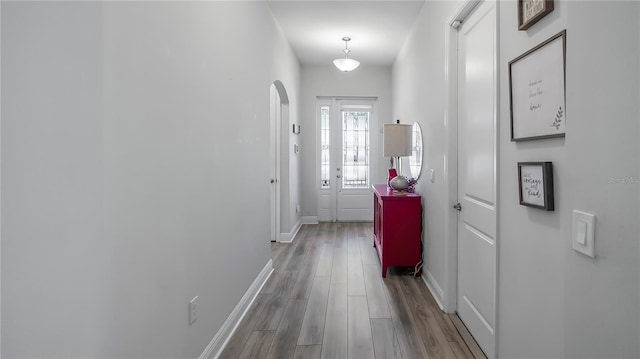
[389,175,409,191]
[387,168,398,186]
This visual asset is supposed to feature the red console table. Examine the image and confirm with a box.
[372,184,422,277]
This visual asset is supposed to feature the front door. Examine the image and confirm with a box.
[456,1,497,358]
[317,98,376,222]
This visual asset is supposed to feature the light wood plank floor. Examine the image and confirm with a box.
[220,222,486,359]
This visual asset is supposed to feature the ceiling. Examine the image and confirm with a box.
[267,1,426,67]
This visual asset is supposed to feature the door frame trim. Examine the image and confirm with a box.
[443,0,500,356]
[270,80,292,242]
[443,0,480,315]
[270,83,282,242]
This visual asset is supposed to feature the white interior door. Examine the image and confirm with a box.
[317,99,375,222]
[269,84,281,242]
[456,1,497,358]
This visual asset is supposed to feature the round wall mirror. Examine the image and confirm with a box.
[409,122,423,179]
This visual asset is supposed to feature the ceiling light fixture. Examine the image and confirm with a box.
[333,37,360,72]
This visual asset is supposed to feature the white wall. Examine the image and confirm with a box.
[300,65,392,217]
[1,1,299,357]
[392,0,458,310]
[559,1,639,357]
[1,2,3,354]
[394,1,639,358]
[287,100,303,233]
[498,2,568,355]
[2,3,108,356]
[499,1,639,357]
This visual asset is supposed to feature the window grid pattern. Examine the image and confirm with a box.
[342,111,370,189]
[320,106,331,189]
[410,125,423,178]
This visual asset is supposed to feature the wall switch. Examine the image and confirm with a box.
[296,204,300,213]
[572,210,595,258]
[189,296,198,325]
[430,169,435,183]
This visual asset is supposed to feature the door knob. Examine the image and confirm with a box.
[336,175,341,178]
[453,203,462,211]
[270,179,276,183]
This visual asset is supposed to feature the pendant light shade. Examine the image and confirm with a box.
[334,37,360,72]
[333,58,360,72]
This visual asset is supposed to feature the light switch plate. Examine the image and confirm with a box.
[572,210,595,258]
[189,296,198,325]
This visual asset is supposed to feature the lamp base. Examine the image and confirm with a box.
[389,176,409,191]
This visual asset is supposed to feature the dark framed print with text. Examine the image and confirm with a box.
[518,162,554,211]
[518,0,554,30]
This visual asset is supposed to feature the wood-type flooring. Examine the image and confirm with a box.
[219,222,486,359]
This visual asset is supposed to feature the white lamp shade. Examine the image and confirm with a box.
[333,58,360,72]
[383,123,412,157]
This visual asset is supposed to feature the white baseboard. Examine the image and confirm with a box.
[423,270,445,311]
[200,259,274,359]
[279,218,302,243]
[300,216,319,224]
[279,216,319,243]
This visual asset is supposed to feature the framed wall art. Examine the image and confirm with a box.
[518,0,554,30]
[509,30,566,142]
[518,162,554,211]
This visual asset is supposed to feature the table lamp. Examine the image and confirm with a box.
[383,121,412,190]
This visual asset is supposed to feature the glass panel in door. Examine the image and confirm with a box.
[341,110,370,189]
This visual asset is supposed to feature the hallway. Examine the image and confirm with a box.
[219,222,485,359]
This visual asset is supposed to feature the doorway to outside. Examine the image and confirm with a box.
[316,97,377,222]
